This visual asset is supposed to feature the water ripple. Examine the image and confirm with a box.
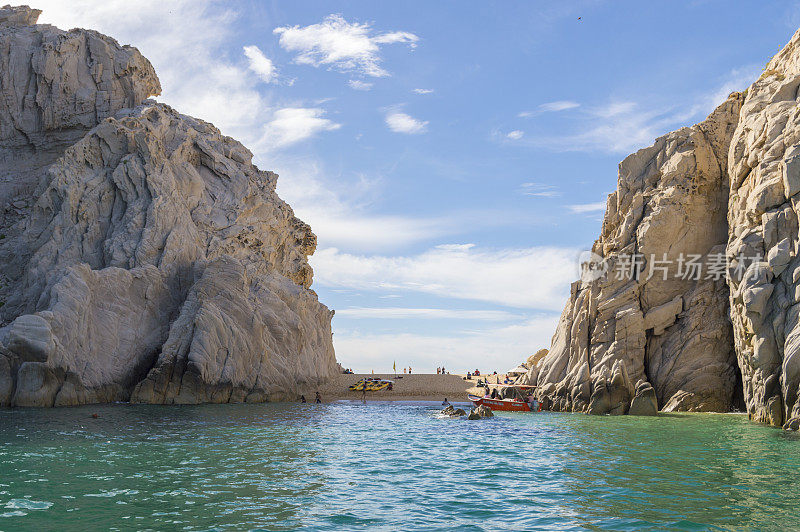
[0,402,798,530]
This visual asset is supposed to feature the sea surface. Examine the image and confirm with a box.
[0,401,798,531]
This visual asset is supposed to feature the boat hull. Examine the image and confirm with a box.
[468,395,531,412]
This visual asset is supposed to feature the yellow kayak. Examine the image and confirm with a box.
[349,379,393,392]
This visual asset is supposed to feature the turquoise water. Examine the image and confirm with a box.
[0,402,799,531]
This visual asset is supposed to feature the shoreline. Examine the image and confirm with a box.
[299,373,482,403]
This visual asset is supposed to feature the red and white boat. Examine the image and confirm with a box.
[468,393,534,412]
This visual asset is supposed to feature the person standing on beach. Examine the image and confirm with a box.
[315,391,322,403]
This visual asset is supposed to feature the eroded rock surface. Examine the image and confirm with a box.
[522,94,743,415]
[0,6,336,406]
[726,28,800,427]
[521,28,800,424]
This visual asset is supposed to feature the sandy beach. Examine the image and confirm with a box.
[299,373,487,403]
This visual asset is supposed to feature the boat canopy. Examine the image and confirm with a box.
[506,365,529,376]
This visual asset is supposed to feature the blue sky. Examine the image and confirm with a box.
[38,0,800,373]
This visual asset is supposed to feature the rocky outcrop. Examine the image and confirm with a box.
[441,405,466,417]
[0,6,336,406]
[524,94,743,415]
[521,27,800,427]
[726,28,800,427]
[628,381,658,416]
[467,404,494,419]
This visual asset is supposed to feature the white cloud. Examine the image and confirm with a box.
[385,112,428,134]
[413,88,434,94]
[36,1,269,149]
[312,244,579,310]
[519,100,580,117]
[520,182,559,198]
[333,314,559,373]
[260,108,341,148]
[525,67,759,154]
[348,79,373,91]
[520,100,693,154]
[701,65,760,111]
[273,158,551,253]
[569,201,607,214]
[242,45,276,83]
[274,14,418,77]
[335,308,520,321]
[539,100,580,112]
[507,130,524,140]
[272,157,451,251]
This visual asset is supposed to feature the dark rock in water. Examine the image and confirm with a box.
[629,381,659,416]
[440,405,466,417]
[783,416,800,431]
[467,404,494,419]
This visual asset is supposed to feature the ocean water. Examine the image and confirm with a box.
[0,402,798,531]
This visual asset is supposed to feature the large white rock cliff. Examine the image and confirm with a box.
[0,5,336,407]
[526,95,742,415]
[524,27,800,428]
[726,28,800,428]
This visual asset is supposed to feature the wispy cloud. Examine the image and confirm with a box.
[274,14,418,77]
[348,79,373,91]
[523,67,760,154]
[260,108,341,148]
[38,0,269,146]
[242,45,275,83]
[336,308,520,321]
[333,314,559,373]
[507,130,524,140]
[312,244,579,310]
[519,182,559,198]
[385,111,428,134]
[413,88,434,94]
[540,100,580,112]
[273,158,450,251]
[568,201,607,214]
[519,100,580,117]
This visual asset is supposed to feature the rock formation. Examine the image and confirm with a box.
[523,27,800,427]
[726,28,800,427]
[0,6,336,406]
[525,94,743,415]
[467,404,494,419]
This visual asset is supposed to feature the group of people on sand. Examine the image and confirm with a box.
[300,392,322,404]
[468,369,499,380]
[436,366,448,375]
[402,366,413,374]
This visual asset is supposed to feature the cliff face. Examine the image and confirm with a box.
[525,27,800,427]
[527,95,742,415]
[0,6,336,407]
[727,29,800,427]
